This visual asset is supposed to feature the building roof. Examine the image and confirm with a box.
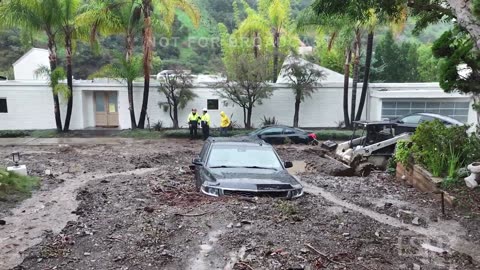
[276,55,346,83]
[13,48,49,66]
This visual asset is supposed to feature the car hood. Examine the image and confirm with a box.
[206,167,300,190]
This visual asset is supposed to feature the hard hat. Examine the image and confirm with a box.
[203,108,207,111]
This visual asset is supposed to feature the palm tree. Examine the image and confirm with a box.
[137,0,200,129]
[297,8,355,127]
[0,0,63,132]
[80,0,144,129]
[58,0,88,132]
[261,0,292,82]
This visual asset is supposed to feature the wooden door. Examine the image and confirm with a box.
[95,92,119,127]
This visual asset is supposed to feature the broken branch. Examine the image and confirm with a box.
[174,211,211,217]
[305,243,345,266]
[234,261,254,270]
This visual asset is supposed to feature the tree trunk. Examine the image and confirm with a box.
[63,34,74,132]
[138,0,153,129]
[350,29,361,124]
[446,0,480,50]
[343,47,352,128]
[242,107,248,128]
[253,31,259,58]
[293,97,301,127]
[356,31,374,121]
[47,36,62,132]
[127,80,137,129]
[126,34,137,129]
[272,31,280,83]
[173,103,179,129]
[246,106,253,129]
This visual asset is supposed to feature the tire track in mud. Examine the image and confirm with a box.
[301,179,480,263]
[0,168,159,270]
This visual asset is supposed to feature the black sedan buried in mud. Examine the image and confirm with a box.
[189,137,303,198]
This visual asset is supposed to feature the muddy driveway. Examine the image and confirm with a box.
[1,140,479,270]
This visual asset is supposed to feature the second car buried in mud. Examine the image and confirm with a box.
[190,137,303,198]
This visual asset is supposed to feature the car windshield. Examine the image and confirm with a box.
[207,145,283,169]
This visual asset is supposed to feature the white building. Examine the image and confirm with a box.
[0,50,476,130]
[12,48,50,81]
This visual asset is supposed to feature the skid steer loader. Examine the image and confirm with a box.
[321,121,411,176]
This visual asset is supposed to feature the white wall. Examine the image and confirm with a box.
[0,82,56,129]
[13,49,50,81]
[1,80,476,130]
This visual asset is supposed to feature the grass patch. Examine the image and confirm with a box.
[117,129,163,139]
[30,130,58,138]
[0,169,39,199]
[0,129,58,138]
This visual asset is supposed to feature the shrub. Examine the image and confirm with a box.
[0,169,39,197]
[153,121,163,131]
[394,140,412,167]
[410,120,479,179]
[0,130,30,138]
[261,116,278,126]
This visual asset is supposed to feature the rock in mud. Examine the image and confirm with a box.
[143,206,154,213]
[0,220,5,225]
[412,217,420,226]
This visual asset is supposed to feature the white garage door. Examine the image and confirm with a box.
[382,100,469,123]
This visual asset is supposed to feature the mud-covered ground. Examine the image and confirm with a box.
[1,140,480,270]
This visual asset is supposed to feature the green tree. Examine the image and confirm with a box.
[158,69,197,128]
[282,55,325,127]
[137,0,200,129]
[371,31,422,82]
[0,0,64,132]
[417,44,440,82]
[80,0,145,129]
[215,54,273,129]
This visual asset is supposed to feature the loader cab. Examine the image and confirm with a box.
[349,121,397,149]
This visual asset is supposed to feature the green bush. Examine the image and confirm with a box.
[410,120,480,179]
[315,130,355,141]
[0,130,30,138]
[0,169,39,197]
[394,140,412,167]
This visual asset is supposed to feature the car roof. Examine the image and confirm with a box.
[206,136,270,146]
[353,120,397,127]
[406,113,464,124]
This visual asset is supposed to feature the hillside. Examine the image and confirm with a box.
[0,0,451,80]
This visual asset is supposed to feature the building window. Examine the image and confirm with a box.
[207,99,219,110]
[0,98,7,113]
[381,100,469,123]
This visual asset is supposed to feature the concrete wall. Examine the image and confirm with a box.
[13,49,50,81]
[0,80,476,130]
[0,81,56,129]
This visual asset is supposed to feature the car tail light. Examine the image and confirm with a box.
[308,133,317,140]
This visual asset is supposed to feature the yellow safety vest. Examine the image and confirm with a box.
[188,113,200,122]
[201,113,211,126]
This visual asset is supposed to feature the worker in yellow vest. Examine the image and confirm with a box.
[220,111,230,136]
[201,108,211,140]
[187,108,201,140]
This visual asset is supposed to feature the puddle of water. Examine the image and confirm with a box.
[186,230,223,270]
[287,160,306,175]
[301,178,480,263]
[0,168,158,270]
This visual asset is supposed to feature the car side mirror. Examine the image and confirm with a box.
[284,161,293,169]
[192,157,203,166]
